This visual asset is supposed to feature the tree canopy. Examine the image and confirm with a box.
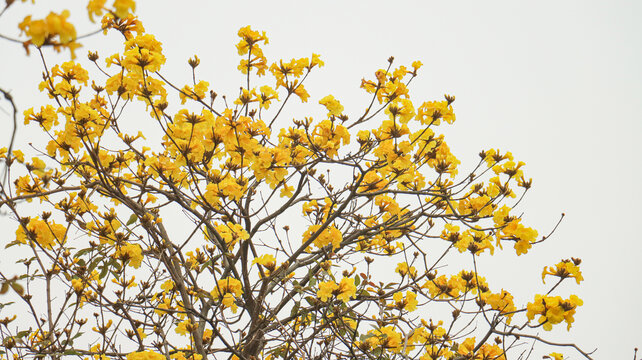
[0,2,590,360]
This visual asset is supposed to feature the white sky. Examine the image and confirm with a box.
[1,0,641,359]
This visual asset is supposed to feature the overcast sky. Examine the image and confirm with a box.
[1,1,641,359]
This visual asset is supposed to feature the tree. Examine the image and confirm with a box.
[0,2,591,360]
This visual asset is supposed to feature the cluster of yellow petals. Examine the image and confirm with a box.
[493,205,538,255]
[23,105,59,131]
[88,0,136,22]
[389,291,418,312]
[481,289,517,323]
[303,224,343,251]
[127,351,165,360]
[236,26,269,76]
[316,277,356,303]
[252,254,276,270]
[441,224,495,255]
[457,338,506,360]
[422,274,467,299]
[395,262,417,278]
[527,294,583,331]
[210,277,243,312]
[18,10,78,57]
[542,258,584,285]
[213,222,250,249]
[113,242,143,268]
[15,217,67,249]
[318,95,344,117]
[311,120,350,158]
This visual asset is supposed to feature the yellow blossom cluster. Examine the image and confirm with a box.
[303,224,343,251]
[542,258,584,285]
[493,205,539,255]
[527,294,583,331]
[210,277,243,312]
[15,217,67,249]
[388,290,418,312]
[252,254,277,275]
[316,277,356,303]
[213,222,250,249]
[441,224,495,255]
[127,351,165,360]
[113,242,143,268]
[457,338,506,360]
[18,10,79,57]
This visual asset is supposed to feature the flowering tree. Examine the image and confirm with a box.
[0,2,591,360]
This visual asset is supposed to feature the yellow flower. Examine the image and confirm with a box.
[316,277,356,303]
[16,218,67,248]
[526,294,583,331]
[310,53,324,68]
[19,11,77,47]
[477,344,506,360]
[214,222,250,249]
[302,225,343,251]
[280,183,294,198]
[252,254,276,270]
[24,105,59,131]
[336,277,356,303]
[415,100,455,125]
[385,99,415,123]
[292,83,309,102]
[175,319,192,336]
[258,85,279,109]
[319,95,344,117]
[481,290,517,323]
[542,259,584,285]
[371,326,403,353]
[12,150,25,163]
[395,262,417,278]
[114,243,143,268]
[87,0,107,22]
[71,279,84,293]
[113,0,136,19]
[122,34,166,73]
[236,26,269,56]
[458,337,476,357]
[127,351,165,360]
[311,120,350,158]
[211,277,243,312]
[317,280,339,302]
[391,291,418,312]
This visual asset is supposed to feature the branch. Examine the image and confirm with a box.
[492,329,596,359]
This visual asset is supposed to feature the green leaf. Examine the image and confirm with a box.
[87,256,104,273]
[99,263,110,279]
[5,240,22,248]
[0,301,15,309]
[75,248,91,257]
[10,282,24,296]
[126,213,138,226]
[304,296,316,306]
[290,301,300,317]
